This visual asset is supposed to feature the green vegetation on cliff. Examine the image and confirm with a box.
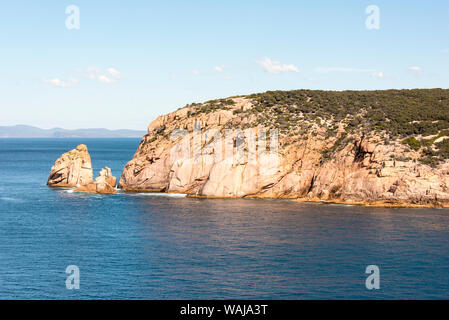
[187,88,449,164]
[247,89,449,137]
[247,89,449,164]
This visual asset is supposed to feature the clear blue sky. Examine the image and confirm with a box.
[1,0,448,130]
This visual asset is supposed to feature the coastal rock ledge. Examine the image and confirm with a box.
[119,90,449,207]
[47,144,93,187]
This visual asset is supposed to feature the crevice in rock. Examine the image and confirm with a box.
[353,136,373,163]
[306,174,315,195]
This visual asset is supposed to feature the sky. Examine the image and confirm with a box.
[1,0,449,130]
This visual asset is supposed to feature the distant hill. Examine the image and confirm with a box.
[0,125,146,138]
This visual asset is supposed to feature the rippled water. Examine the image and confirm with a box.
[0,138,449,299]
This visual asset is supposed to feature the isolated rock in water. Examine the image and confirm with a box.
[47,144,93,187]
[75,167,117,194]
[94,167,117,194]
[97,167,117,188]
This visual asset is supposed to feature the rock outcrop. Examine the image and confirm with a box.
[119,91,449,207]
[75,167,117,194]
[47,144,93,187]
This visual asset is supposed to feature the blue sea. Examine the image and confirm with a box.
[0,138,448,299]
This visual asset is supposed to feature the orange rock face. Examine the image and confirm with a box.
[75,167,117,194]
[47,144,93,187]
[118,97,449,207]
[48,145,118,195]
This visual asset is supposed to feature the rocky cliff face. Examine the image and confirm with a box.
[47,144,93,187]
[119,91,449,207]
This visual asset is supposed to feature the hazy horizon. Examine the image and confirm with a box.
[0,124,147,131]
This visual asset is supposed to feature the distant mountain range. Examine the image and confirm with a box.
[0,125,146,138]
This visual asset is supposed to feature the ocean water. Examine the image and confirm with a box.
[0,138,449,299]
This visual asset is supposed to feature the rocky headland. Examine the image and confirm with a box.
[118,89,449,208]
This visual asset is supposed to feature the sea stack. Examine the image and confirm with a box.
[75,167,117,194]
[47,144,94,187]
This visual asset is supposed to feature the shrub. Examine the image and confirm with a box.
[402,137,420,151]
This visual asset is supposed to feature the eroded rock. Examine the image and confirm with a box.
[75,167,117,194]
[47,144,93,187]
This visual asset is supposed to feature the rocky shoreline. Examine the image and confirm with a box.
[185,194,449,208]
[45,143,449,207]
[47,90,449,207]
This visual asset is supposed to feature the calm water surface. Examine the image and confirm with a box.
[0,138,448,299]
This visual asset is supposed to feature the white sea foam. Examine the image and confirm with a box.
[329,203,356,207]
[1,197,23,202]
[134,192,186,198]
